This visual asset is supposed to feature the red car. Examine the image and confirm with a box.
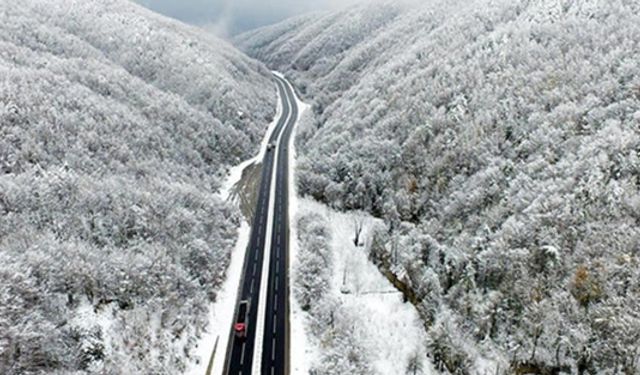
[234,300,250,338]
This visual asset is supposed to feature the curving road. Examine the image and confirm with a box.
[223,74,298,375]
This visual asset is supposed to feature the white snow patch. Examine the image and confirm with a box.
[474,356,502,375]
[296,199,434,375]
[71,299,115,335]
[70,300,116,372]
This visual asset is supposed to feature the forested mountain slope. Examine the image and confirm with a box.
[0,1,274,373]
[237,0,640,373]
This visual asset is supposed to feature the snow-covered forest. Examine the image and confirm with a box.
[238,0,640,373]
[294,198,431,374]
[0,0,274,373]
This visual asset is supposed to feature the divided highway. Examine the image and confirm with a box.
[223,74,298,375]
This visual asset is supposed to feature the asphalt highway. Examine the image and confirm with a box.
[260,75,298,375]
[224,74,297,375]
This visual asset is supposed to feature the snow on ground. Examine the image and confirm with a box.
[284,79,316,375]
[295,198,434,374]
[186,79,283,375]
[70,300,116,373]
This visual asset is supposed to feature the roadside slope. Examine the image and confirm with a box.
[237,0,640,373]
[0,1,274,374]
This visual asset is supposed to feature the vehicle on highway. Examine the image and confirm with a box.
[234,300,250,338]
[267,142,276,151]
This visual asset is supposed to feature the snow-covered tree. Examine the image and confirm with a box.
[239,0,640,372]
[0,0,274,373]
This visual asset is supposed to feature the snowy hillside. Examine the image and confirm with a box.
[0,0,274,373]
[238,0,640,373]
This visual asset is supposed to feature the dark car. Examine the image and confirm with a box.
[234,300,250,338]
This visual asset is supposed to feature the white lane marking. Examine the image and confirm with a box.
[250,278,255,294]
[273,320,276,334]
[274,293,278,307]
[277,235,280,245]
[253,263,257,276]
[271,367,275,375]
[271,338,276,360]
[275,277,278,291]
[240,342,246,365]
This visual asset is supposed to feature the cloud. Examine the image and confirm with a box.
[135,0,223,24]
[135,0,369,36]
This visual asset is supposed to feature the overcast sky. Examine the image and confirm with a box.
[135,0,364,36]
